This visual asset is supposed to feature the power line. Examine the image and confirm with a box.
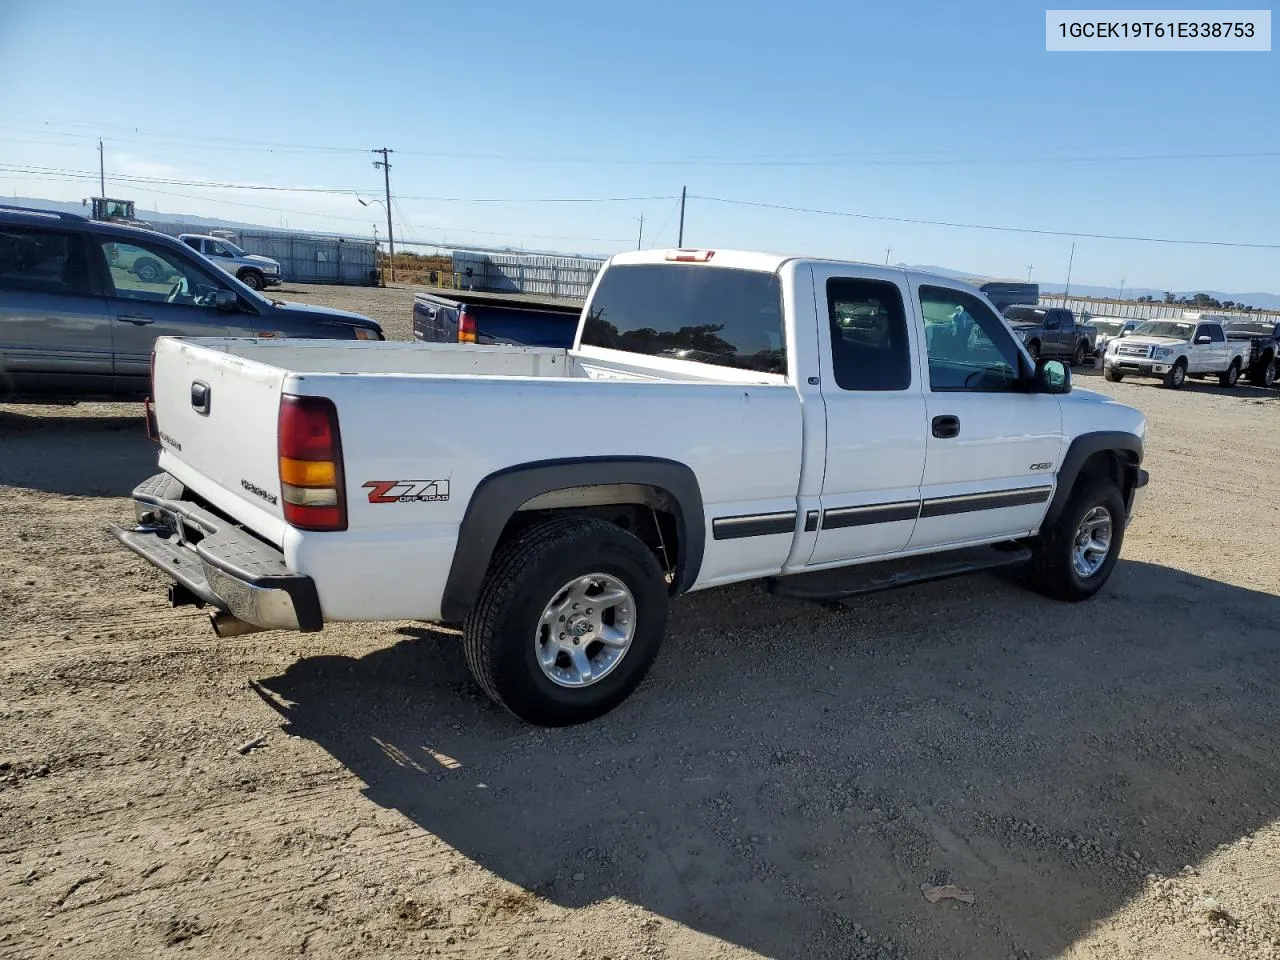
[690,194,1280,251]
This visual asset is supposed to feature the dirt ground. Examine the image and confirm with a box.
[2,282,1279,960]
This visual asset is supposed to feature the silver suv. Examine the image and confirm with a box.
[178,233,282,290]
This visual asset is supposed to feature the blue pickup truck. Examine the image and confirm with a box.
[412,289,582,347]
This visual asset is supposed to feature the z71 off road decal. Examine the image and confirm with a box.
[363,480,450,504]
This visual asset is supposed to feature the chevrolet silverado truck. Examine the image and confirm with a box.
[111,248,1149,726]
[413,288,582,347]
[1103,317,1247,388]
[1002,304,1098,366]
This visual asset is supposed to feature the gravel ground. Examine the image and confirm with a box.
[1,283,1278,960]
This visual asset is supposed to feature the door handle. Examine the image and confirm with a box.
[932,415,960,439]
[119,314,154,325]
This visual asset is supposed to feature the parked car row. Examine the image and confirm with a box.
[0,206,382,403]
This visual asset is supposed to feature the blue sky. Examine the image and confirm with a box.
[1,0,1276,293]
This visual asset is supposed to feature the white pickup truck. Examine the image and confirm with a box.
[1103,317,1247,388]
[113,248,1149,726]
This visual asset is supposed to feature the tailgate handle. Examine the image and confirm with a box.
[190,381,211,416]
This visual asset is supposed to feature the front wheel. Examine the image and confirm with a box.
[1219,360,1241,388]
[1103,366,1124,382]
[1073,340,1088,367]
[463,516,669,726]
[238,269,264,290]
[1163,360,1187,389]
[1027,481,1127,601]
[1026,340,1040,362]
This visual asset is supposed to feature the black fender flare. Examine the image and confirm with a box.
[439,456,705,623]
[1043,431,1144,529]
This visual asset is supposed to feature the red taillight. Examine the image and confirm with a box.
[277,394,347,531]
[458,308,477,343]
[665,249,715,262]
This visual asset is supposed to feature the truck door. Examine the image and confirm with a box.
[808,267,927,564]
[906,281,1065,551]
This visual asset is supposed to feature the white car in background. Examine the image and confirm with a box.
[1104,318,1246,389]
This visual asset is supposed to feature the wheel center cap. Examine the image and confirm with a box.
[566,614,593,637]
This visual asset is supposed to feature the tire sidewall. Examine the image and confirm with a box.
[1166,361,1186,388]
[1055,483,1127,599]
[240,270,264,290]
[487,532,668,725]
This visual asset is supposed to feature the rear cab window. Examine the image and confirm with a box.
[580,263,786,375]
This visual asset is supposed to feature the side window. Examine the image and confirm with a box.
[208,241,229,257]
[1207,324,1226,342]
[181,236,201,251]
[826,277,911,391]
[0,227,92,297]
[920,285,1022,392]
[97,239,227,309]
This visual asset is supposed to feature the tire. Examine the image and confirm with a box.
[1103,366,1124,382]
[1162,360,1187,389]
[1027,480,1127,602]
[238,269,264,290]
[1250,357,1276,388]
[462,516,669,726]
[1026,340,1040,362]
[1072,340,1088,367]
[1219,360,1241,388]
[132,257,162,283]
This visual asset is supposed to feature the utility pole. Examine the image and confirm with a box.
[98,138,105,196]
[1064,242,1076,298]
[1118,277,1126,300]
[884,246,892,265]
[372,148,395,282]
[677,186,686,246]
[637,213,644,250]
[1026,264,1034,281]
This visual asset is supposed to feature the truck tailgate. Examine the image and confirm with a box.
[151,337,289,545]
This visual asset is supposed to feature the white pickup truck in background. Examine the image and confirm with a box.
[113,248,1149,726]
[1103,317,1247,388]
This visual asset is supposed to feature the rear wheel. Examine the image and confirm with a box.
[463,516,669,726]
[1219,360,1241,388]
[1250,357,1276,388]
[1163,360,1187,389]
[1103,366,1124,382]
[1027,480,1126,601]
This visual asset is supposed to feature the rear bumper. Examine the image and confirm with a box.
[110,472,322,632]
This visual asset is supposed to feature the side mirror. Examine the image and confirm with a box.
[1036,358,1071,394]
[1194,335,1211,344]
[214,290,238,313]
[1119,329,1130,337]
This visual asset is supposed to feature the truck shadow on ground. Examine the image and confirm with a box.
[257,560,1280,960]
[0,406,156,496]
[1074,363,1280,400]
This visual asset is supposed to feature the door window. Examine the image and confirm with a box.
[207,241,232,258]
[920,285,1023,392]
[826,277,911,390]
[0,227,92,296]
[97,239,228,308]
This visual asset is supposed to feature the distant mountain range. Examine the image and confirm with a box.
[904,263,1280,311]
[4,196,1275,308]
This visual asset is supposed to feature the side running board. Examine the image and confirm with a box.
[764,544,1032,605]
